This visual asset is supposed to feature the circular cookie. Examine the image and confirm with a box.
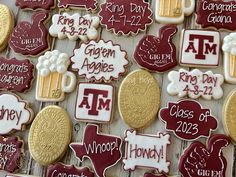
[118,69,160,129]
[28,105,72,166]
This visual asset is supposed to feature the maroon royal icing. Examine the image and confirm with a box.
[58,0,97,11]
[16,0,55,10]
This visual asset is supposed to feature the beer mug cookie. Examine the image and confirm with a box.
[222,33,236,84]
[155,0,195,24]
[36,50,76,102]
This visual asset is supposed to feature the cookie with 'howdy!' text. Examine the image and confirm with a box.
[16,0,55,10]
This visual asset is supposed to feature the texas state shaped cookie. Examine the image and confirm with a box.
[9,12,50,56]
[0,136,24,173]
[179,29,220,68]
[0,57,34,92]
[179,134,230,177]
[167,69,224,100]
[16,0,55,10]
[75,82,115,123]
[58,0,97,12]
[196,0,236,31]
[123,130,171,173]
[49,13,100,42]
[222,33,236,84]
[70,124,122,177]
[134,25,177,72]
[99,0,153,36]
[160,99,218,141]
[71,40,129,81]
[0,93,33,135]
[155,0,195,24]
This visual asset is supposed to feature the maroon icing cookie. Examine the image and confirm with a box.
[179,134,230,177]
[47,163,94,177]
[196,0,236,31]
[0,57,34,92]
[58,0,97,11]
[144,173,167,177]
[16,0,55,10]
[70,124,122,177]
[99,0,153,35]
[0,136,24,173]
[9,12,49,56]
[160,99,218,141]
[134,25,177,72]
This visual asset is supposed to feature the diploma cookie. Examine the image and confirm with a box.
[36,50,76,102]
[167,69,224,100]
[75,82,115,123]
[71,40,129,81]
[58,0,98,12]
[0,93,33,135]
[0,136,24,173]
[49,13,100,42]
[196,0,236,31]
[99,0,153,36]
[160,99,218,141]
[70,124,122,177]
[16,0,55,11]
[179,29,220,68]
[6,175,39,177]
[0,57,34,92]
[118,69,160,129]
[134,25,177,72]
[222,32,236,84]
[9,11,50,56]
[47,163,94,177]
[155,0,195,24]
[28,105,72,166]
[0,4,14,52]
[179,134,230,177]
[123,130,170,173]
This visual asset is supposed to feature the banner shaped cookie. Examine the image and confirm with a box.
[99,0,153,35]
[58,0,97,11]
[179,134,230,177]
[71,40,129,81]
[0,57,34,92]
[179,29,220,68]
[222,33,236,84]
[167,69,224,100]
[160,99,218,141]
[75,83,115,123]
[9,12,50,56]
[123,130,170,173]
[134,25,177,72]
[16,0,55,10]
[47,163,94,177]
[49,13,100,42]
[70,124,122,177]
[196,0,236,31]
[0,136,24,173]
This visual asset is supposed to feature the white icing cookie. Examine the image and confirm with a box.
[49,13,100,42]
[167,69,224,100]
[180,29,220,68]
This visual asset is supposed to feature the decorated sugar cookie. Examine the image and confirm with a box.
[134,25,177,72]
[222,33,236,84]
[75,83,115,123]
[123,130,171,173]
[155,0,195,24]
[9,12,50,56]
[179,29,220,68]
[71,40,129,82]
[179,134,230,177]
[70,124,122,177]
[58,0,97,11]
[144,173,179,177]
[99,0,153,36]
[196,0,236,31]
[16,0,55,10]
[29,105,72,166]
[36,50,76,102]
[49,13,100,42]
[6,175,39,177]
[167,69,224,100]
[160,99,218,141]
